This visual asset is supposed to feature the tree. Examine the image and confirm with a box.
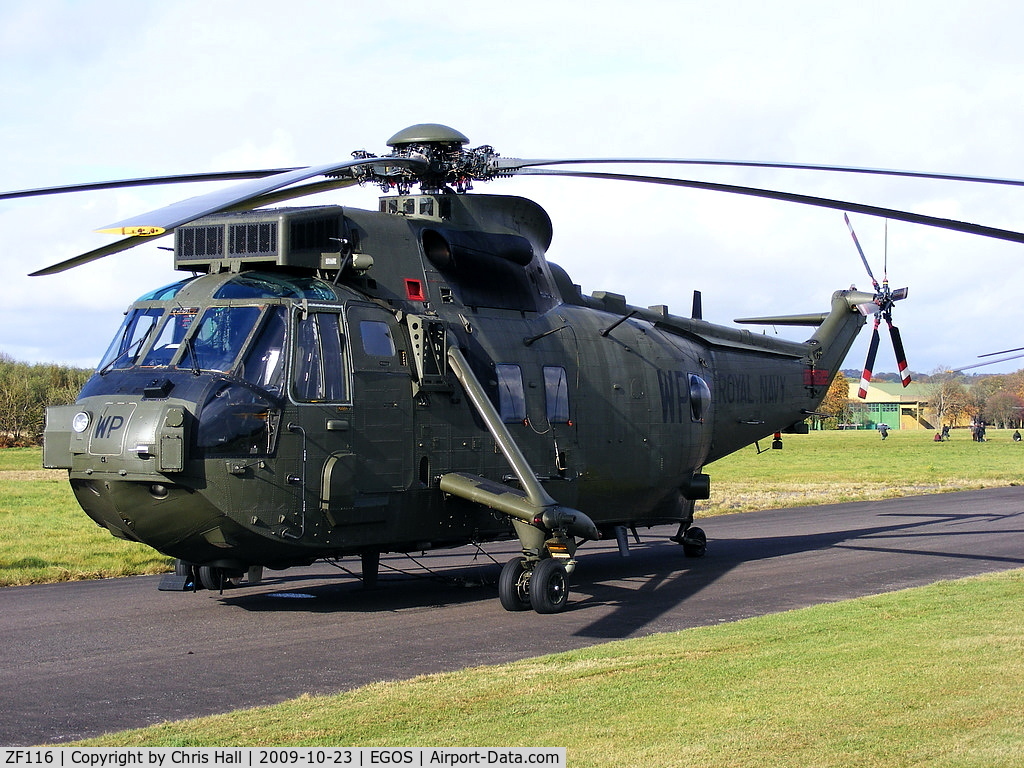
[985,390,1024,429]
[0,353,91,446]
[815,371,852,429]
[927,372,973,429]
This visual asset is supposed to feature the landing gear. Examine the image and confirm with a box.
[498,556,570,614]
[157,560,263,592]
[361,550,380,589]
[498,558,531,611]
[196,564,251,590]
[681,526,707,558]
[529,558,569,614]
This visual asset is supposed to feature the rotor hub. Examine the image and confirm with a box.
[351,124,503,195]
[386,123,470,148]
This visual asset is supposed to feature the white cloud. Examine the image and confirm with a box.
[2,0,1024,374]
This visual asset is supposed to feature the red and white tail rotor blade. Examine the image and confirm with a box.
[887,319,912,387]
[858,318,881,399]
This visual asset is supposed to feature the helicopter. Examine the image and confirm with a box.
[11,123,1024,614]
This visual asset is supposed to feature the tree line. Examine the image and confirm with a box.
[814,369,1024,430]
[0,353,92,446]
[920,370,1024,429]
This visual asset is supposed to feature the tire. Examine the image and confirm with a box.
[196,565,222,591]
[682,526,707,558]
[529,558,569,614]
[196,565,242,590]
[498,558,531,612]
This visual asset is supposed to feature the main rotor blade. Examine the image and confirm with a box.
[95,156,425,236]
[844,212,880,291]
[0,169,300,201]
[498,157,1024,188]
[12,155,1024,202]
[858,320,881,399]
[516,169,1024,246]
[953,351,1024,372]
[979,345,1024,358]
[28,177,359,276]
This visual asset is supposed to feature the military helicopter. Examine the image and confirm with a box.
[10,123,1024,613]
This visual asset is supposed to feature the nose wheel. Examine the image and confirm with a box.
[498,557,570,614]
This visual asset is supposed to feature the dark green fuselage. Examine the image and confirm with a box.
[44,193,867,573]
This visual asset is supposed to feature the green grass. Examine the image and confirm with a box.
[698,427,1024,514]
[69,570,1024,766]
[0,448,173,585]
[0,446,46,471]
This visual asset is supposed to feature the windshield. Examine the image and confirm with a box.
[179,306,263,372]
[120,304,264,375]
[138,306,200,367]
[238,306,286,393]
[98,272,331,382]
[98,308,163,371]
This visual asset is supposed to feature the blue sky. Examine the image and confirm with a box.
[3,0,1024,375]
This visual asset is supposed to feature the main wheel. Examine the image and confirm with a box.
[196,565,223,591]
[498,558,532,612]
[196,565,242,590]
[529,558,569,614]
[682,526,707,558]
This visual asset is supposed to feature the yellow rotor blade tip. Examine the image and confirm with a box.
[96,225,166,236]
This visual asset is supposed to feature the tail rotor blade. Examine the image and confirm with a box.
[858,319,881,399]
[887,320,912,387]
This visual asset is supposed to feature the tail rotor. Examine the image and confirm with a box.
[844,214,911,399]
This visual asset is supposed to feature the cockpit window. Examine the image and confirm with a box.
[359,321,396,357]
[140,307,198,367]
[182,306,263,372]
[98,307,163,371]
[213,272,339,301]
[239,306,286,393]
[136,278,193,302]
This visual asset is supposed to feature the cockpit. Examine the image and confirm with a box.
[89,271,355,459]
[97,272,342,387]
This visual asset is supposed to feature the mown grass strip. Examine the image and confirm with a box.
[68,570,1024,767]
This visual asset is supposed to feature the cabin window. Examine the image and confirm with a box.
[495,364,526,423]
[689,374,712,423]
[293,312,349,402]
[544,366,570,423]
[359,320,396,357]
